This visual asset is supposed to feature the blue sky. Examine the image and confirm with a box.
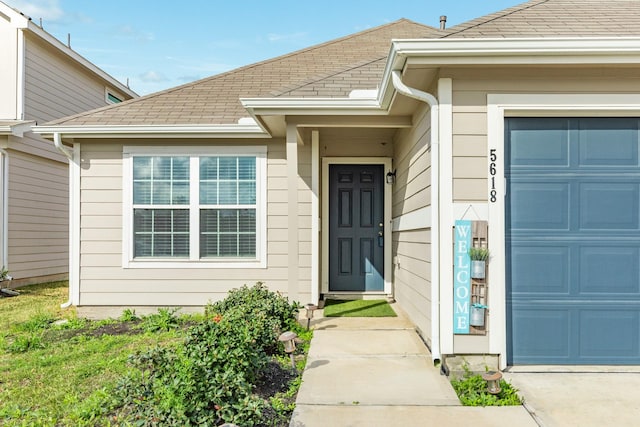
[9,0,521,95]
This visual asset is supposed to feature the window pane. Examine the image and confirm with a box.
[219,157,237,179]
[153,181,171,204]
[133,156,189,206]
[173,210,190,232]
[172,157,189,180]
[133,208,189,258]
[219,210,238,232]
[135,235,152,257]
[133,157,151,179]
[133,182,151,205]
[172,181,190,204]
[219,234,238,256]
[239,234,256,256]
[200,182,217,204]
[238,209,256,231]
[200,157,218,180]
[219,181,237,204]
[238,157,256,180]
[239,182,256,204]
[200,210,218,232]
[199,209,256,258]
[200,234,218,257]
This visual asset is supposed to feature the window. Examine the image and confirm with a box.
[106,88,124,104]
[123,146,267,268]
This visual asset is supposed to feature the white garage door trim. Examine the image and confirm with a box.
[487,93,640,370]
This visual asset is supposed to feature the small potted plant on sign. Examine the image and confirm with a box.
[468,247,489,279]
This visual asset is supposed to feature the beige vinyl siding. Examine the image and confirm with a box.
[296,143,313,303]
[79,140,293,307]
[0,19,18,119]
[23,34,110,124]
[391,103,432,343]
[447,67,640,202]
[7,149,68,279]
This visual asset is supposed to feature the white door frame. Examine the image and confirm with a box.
[321,157,393,295]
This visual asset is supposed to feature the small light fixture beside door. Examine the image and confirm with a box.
[385,169,396,184]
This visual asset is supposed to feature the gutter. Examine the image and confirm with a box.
[391,70,441,363]
[53,133,75,308]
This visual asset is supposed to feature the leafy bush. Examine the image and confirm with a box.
[112,283,304,426]
[140,307,181,332]
[205,282,300,355]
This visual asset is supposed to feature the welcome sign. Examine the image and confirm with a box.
[453,220,472,334]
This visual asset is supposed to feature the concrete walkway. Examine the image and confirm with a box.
[290,305,537,427]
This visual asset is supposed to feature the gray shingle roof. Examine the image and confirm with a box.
[49,0,640,127]
[51,19,437,126]
[443,0,640,38]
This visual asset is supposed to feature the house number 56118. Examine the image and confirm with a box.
[489,149,497,203]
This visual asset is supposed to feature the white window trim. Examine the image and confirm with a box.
[106,87,124,104]
[487,93,640,370]
[122,145,267,269]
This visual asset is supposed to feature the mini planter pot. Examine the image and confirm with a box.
[471,260,486,279]
[470,305,486,327]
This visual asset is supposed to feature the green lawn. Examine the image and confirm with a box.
[0,281,187,426]
[0,281,308,426]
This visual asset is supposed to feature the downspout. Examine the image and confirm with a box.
[0,149,8,271]
[391,70,441,362]
[54,133,74,308]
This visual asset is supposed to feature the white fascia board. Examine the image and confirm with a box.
[241,97,386,116]
[32,124,270,139]
[378,37,640,107]
[0,120,34,137]
[391,37,640,64]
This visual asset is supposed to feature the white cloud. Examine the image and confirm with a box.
[266,32,308,43]
[139,71,168,83]
[116,25,155,42]
[9,0,63,21]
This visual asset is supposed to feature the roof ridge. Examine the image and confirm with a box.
[441,0,551,38]
[48,18,435,125]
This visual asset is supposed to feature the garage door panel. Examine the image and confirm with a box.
[579,309,640,359]
[579,183,640,230]
[580,119,640,166]
[509,118,570,167]
[579,246,640,294]
[507,117,640,365]
[510,244,569,294]
[511,307,570,360]
[509,182,569,230]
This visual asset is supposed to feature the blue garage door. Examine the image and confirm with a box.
[506,117,640,365]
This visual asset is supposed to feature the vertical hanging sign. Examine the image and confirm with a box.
[453,220,472,334]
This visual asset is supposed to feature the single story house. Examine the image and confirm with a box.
[36,0,640,369]
[0,1,136,286]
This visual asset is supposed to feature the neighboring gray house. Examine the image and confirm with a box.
[0,1,136,286]
[37,0,640,369]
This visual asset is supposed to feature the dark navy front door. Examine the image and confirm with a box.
[329,164,384,292]
[506,117,640,365]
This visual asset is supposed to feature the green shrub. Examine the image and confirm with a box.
[205,282,300,355]
[112,283,303,426]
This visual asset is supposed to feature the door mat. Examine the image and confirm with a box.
[323,299,397,317]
